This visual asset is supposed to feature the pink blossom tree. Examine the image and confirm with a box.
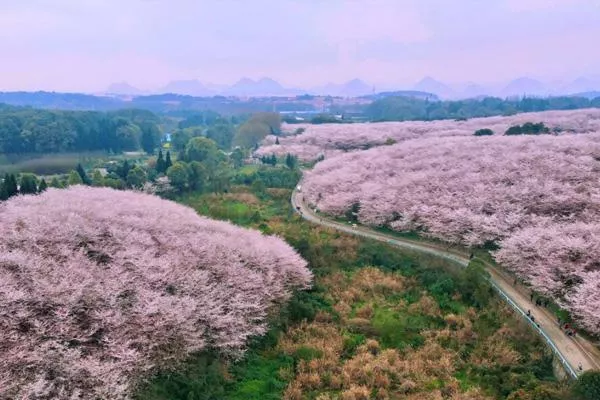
[0,187,311,399]
[302,132,600,332]
[256,109,600,161]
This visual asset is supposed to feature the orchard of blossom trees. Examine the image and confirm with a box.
[0,187,311,399]
[256,108,600,161]
[302,133,600,333]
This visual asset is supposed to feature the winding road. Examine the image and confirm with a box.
[291,186,600,379]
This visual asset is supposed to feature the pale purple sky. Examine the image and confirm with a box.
[0,0,599,92]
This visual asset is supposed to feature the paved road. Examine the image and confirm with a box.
[291,188,600,379]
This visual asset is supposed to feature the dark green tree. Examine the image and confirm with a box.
[91,170,104,186]
[38,178,48,192]
[206,123,235,150]
[67,170,84,185]
[233,120,271,148]
[156,149,166,174]
[275,137,280,145]
[165,151,173,170]
[0,174,9,200]
[270,154,277,166]
[505,125,523,135]
[140,122,160,154]
[126,165,147,189]
[184,137,221,165]
[167,162,189,192]
[285,153,297,169]
[49,176,62,188]
[187,161,207,192]
[572,370,600,400]
[116,160,131,180]
[76,163,91,185]
[474,128,494,136]
[19,173,39,194]
[231,147,245,169]
[170,129,194,153]
[7,174,18,197]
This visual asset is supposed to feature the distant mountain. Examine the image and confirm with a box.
[158,80,214,96]
[502,77,548,97]
[312,79,373,97]
[338,79,373,97]
[413,77,455,99]
[106,82,144,95]
[204,82,229,93]
[560,77,599,95]
[461,83,489,99]
[223,77,296,96]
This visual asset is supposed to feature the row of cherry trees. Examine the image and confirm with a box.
[257,108,600,161]
[302,133,600,333]
[0,187,312,399]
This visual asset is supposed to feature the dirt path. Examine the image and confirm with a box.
[292,188,600,379]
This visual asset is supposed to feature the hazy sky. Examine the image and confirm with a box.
[1,0,599,92]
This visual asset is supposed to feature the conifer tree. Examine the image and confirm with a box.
[19,174,38,194]
[0,174,8,200]
[165,151,173,170]
[38,178,48,192]
[7,174,18,197]
[50,177,62,188]
[68,170,84,185]
[156,149,166,173]
[76,163,90,185]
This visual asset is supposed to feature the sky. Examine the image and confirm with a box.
[0,0,599,92]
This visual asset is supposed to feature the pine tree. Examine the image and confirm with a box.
[275,137,280,145]
[156,149,166,174]
[19,174,38,194]
[165,151,173,170]
[285,153,297,169]
[7,174,18,197]
[76,163,90,185]
[50,177,62,188]
[0,174,8,200]
[117,160,131,180]
[68,170,84,186]
[38,178,48,192]
[92,170,104,186]
[270,154,277,165]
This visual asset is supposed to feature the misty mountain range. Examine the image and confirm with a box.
[107,76,600,100]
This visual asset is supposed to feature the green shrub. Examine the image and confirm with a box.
[572,370,600,400]
[474,128,494,136]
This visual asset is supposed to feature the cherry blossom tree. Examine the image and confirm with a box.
[0,187,311,399]
[302,132,600,332]
[256,108,600,161]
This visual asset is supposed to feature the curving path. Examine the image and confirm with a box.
[291,187,600,379]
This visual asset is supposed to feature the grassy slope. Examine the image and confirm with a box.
[135,185,568,400]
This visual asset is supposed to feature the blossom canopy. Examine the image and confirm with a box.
[0,187,311,399]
